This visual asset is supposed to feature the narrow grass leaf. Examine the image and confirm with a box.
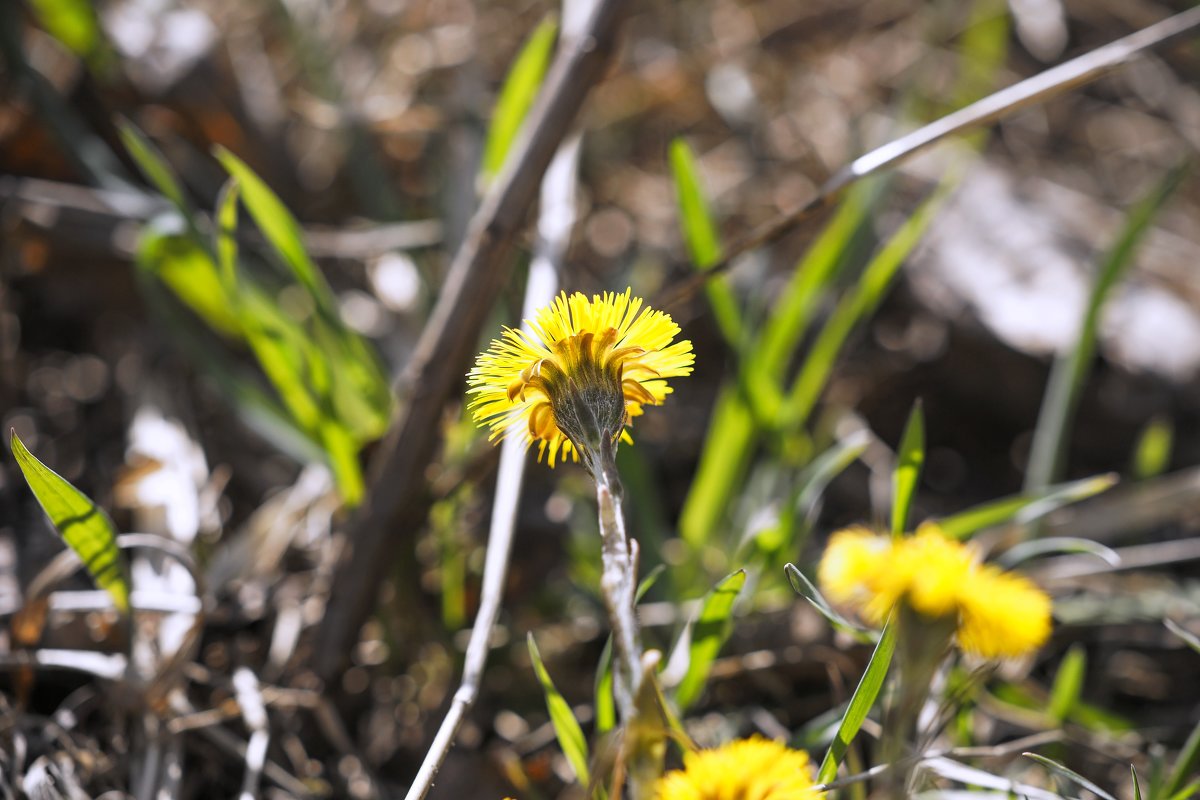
[679,183,879,551]
[28,0,99,58]
[782,186,948,429]
[137,221,242,339]
[593,636,615,734]
[215,147,334,309]
[669,139,743,346]
[997,537,1119,570]
[1024,753,1118,800]
[935,473,1117,539]
[480,18,557,182]
[1163,717,1200,799]
[1166,778,1200,800]
[1165,618,1200,656]
[1024,165,1189,493]
[118,121,193,220]
[674,570,746,710]
[10,431,129,612]
[527,634,589,784]
[817,617,896,783]
[794,431,872,525]
[1132,765,1143,800]
[1047,643,1086,724]
[783,563,874,639]
[1132,416,1174,480]
[891,400,924,537]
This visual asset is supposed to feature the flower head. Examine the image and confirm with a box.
[468,289,693,469]
[655,737,822,800]
[818,525,1052,659]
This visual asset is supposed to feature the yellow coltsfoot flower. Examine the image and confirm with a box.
[655,737,823,800]
[468,289,693,471]
[817,525,1052,659]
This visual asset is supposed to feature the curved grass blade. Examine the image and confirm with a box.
[481,17,558,183]
[1024,752,1117,800]
[1165,618,1200,656]
[891,400,924,538]
[1132,765,1143,800]
[10,431,129,613]
[1163,717,1200,800]
[781,184,950,430]
[674,570,746,710]
[527,633,589,784]
[117,120,193,221]
[1024,164,1189,493]
[1047,644,1086,724]
[817,616,896,783]
[784,563,875,640]
[997,537,1120,570]
[935,473,1117,539]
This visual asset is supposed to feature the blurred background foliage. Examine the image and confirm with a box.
[3,0,1200,797]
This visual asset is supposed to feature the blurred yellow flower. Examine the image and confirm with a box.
[655,737,823,800]
[818,525,1052,659]
[468,289,693,467]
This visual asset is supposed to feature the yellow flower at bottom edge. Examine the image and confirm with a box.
[655,737,823,800]
[468,289,694,468]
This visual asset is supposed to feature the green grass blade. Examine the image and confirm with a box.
[669,139,743,347]
[781,187,947,430]
[28,0,99,59]
[215,177,240,289]
[1024,165,1189,493]
[480,18,557,183]
[1166,777,1200,800]
[1132,765,1143,800]
[214,147,336,311]
[10,431,129,612]
[817,617,896,783]
[1166,618,1200,656]
[749,431,870,562]
[1024,753,1118,800]
[1047,643,1086,724]
[214,150,391,445]
[527,633,589,784]
[674,570,746,710]
[593,635,616,734]
[996,536,1119,570]
[1132,416,1174,481]
[679,387,756,549]
[1163,717,1200,799]
[784,563,875,640]
[137,220,242,339]
[891,400,925,538]
[678,184,879,551]
[751,180,878,389]
[934,472,1117,539]
[117,120,193,220]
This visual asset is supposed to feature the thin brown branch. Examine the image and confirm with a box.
[310,0,633,682]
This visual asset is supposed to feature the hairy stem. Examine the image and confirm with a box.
[594,436,642,722]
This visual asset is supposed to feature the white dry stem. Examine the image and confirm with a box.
[595,473,642,723]
[401,133,582,800]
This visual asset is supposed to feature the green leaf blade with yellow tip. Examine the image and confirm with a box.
[10,431,129,613]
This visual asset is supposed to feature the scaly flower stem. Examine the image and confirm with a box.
[592,437,642,723]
